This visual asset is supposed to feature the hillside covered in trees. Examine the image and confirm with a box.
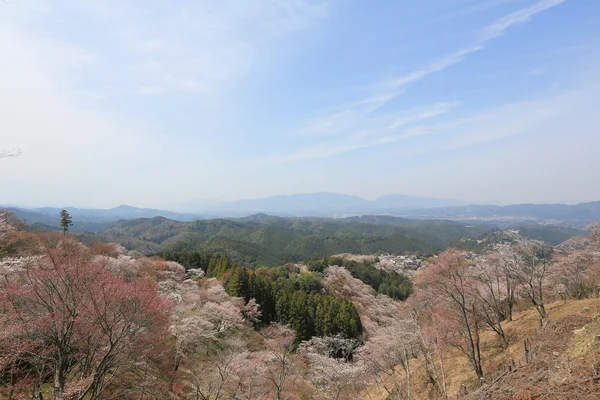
[74,215,484,266]
[2,211,600,399]
[65,214,581,267]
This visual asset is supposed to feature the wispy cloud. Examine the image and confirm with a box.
[285,0,568,161]
[387,102,460,130]
[302,110,355,135]
[480,0,567,41]
[256,85,584,166]
[377,0,567,104]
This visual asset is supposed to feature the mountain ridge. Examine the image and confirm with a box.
[3,194,599,229]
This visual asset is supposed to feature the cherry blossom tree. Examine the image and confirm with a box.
[494,248,520,322]
[0,235,173,399]
[554,250,600,299]
[512,243,553,320]
[168,276,249,397]
[409,307,447,397]
[360,320,418,400]
[303,350,366,400]
[242,298,262,325]
[0,212,14,239]
[471,255,510,347]
[187,338,248,400]
[416,249,484,379]
[587,223,600,244]
[261,324,296,400]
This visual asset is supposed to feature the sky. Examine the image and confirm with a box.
[1,0,599,209]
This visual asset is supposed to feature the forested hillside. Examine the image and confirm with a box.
[2,212,600,399]
[78,215,485,266]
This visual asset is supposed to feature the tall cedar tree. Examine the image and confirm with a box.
[59,209,73,235]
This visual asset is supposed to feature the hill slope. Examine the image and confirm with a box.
[82,216,488,266]
[366,298,600,400]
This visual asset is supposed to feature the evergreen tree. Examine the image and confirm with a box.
[228,260,364,341]
[59,209,73,235]
[225,265,249,300]
[249,274,276,325]
[206,254,219,277]
[214,256,231,277]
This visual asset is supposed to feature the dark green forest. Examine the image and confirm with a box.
[163,251,364,343]
[309,256,413,300]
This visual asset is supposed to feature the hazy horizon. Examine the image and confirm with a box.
[3,190,597,212]
[2,0,600,208]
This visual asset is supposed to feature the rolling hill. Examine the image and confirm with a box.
[74,215,489,266]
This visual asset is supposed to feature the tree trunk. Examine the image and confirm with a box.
[434,332,448,398]
[413,311,444,395]
[462,304,484,379]
[403,345,411,400]
[523,337,531,365]
[170,355,182,392]
[54,358,66,399]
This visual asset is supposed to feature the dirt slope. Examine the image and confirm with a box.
[366,298,600,400]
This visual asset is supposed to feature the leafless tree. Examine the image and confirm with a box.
[512,244,553,320]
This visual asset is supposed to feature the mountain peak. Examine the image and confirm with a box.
[110,205,139,211]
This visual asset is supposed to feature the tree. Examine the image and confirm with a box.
[0,212,15,239]
[554,250,600,300]
[410,307,447,397]
[472,254,510,347]
[416,249,484,379]
[0,235,172,399]
[187,339,248,400]
[362,320,418,400]
[225,264,249,300]
[59,209,73,235]
[586,223,600,244]
[513,244,552,320]
[242,298,262,325]
[495,248,520,322]
[303,350,366,400]
[262,324,296,400]
[248,273,277,325]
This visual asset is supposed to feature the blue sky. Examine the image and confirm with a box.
[1,0,599,208]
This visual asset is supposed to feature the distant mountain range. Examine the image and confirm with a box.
[2,193,600,230]
[172,192,468,216]
[1,205,210,232]
[397,201,600,227]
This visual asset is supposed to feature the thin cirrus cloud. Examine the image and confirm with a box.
[274,0,569,164]
[387,102,461,130]
[380,0,568,97]
[259,82,592,167]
